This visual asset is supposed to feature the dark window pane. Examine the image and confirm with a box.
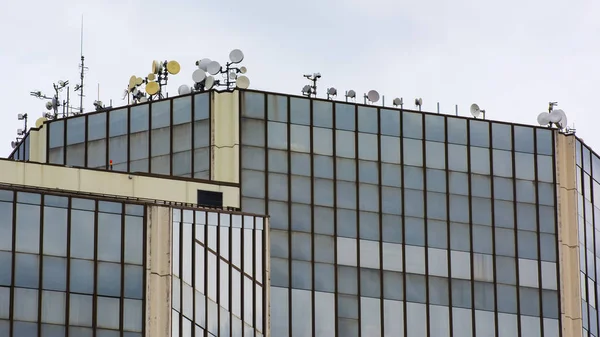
[108,109,128,137]
[151,100,170,129]
[130,105,149,133]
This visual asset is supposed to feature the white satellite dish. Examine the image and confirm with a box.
[302,85,312,95]
[192,69,207,83]
[45,101,53,110]
[207,61,221,75]
[178,84,191,95]
[11,141,17,149]
[229,49,244,64]
[554,109,568,128]
[205,76,215,89]
[236,75,250,89]
[393,98,403,107]
[537,112,550,126]
[229,71,237,80]
[367,90,380,103]
[139,96,148,103]
[196,58,212,71]
[239,66,247,74]
[470,103,483,118]
[415,98,423,106]
[547,110,561,123]
[327,87,337,96]
[346,90,356,99]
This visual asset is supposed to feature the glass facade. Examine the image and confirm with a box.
[576,140,600,337]
[45,93,211,179]
[239,90,561,337]
[0,187,146,337]
[10,132,30,162]
[171,208,267,337]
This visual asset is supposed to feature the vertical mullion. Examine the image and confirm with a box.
[400,110,408,337]
[142,205,148,337]
[422,115,431,337]
[466,121,476,337]
[105,112,110,170]
[45,121,50,164]
[63,118,67,166]
[262,93,268,336]
[445,118,454,335]
[169,98,174,176]
[191,94,196,180]
[65,197,73,337]
[332,102,340,337]
[179,208,184,336]
[126,107,131,172]
[309,98,316,337]
[489,125,500,337]
[148,103,153,173]
[552,131,563,336]
[203,212,209,334]
[208,93,212,180]
[377,106,384,337]
[354,104,361,337]
[191,209,197,337]
[37,195,45,337]
[511,125,523,335]
[84,115,89,168]
[8,190,16,337]
[216,213,221,335]
[92,200,99,337]
[119,204,126,337]
[533,130,545,335]
[286,95,293,337]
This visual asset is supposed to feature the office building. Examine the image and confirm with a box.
[3,87,597,337]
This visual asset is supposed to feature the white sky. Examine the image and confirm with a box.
[1,0,599,156]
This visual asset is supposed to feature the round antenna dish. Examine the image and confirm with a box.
[139,96,148,103]
[415,98,423,106]
[132,88,139,95]
[207,61,221,75]
[347,90,356,98]
[147,73,156,81]
[192,69,207,83]
[45,101,53,110]
[327,87,337,96]
[152,60,163,74]
[393,98,403,106]
[537,112,550,126]
[239,66,247,74]
[178,84,191,95]
[470,103,481,118]
[367,90,380,103]
[145,81,160,95]
[548,110,561,123]
[205,76,215,89]
[35,117,47,128]
[128,75,137,89]
[554,109,568,128]
[135,77,144,86]
[197,58,212,71]
[11,141,16,149]
[229,49,245,63]
[167,60,181,75]
[236,75,250,89]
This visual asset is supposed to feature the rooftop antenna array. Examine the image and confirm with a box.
[415,98,423,111]
[30,80,69,120]
[11,113,28,149]
[127,59,181,104]
[537,101,574,134]
[301,73,321,98]
[182,49,250,95]
[345,90,356,102]
[470,103,486,119]
[326,87,337,100]
[73,15,87,115]
[364,90,380,105]
[393,98,404,109]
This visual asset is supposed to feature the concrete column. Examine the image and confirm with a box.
[211,90,240,184]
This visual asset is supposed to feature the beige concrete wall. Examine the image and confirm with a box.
[556,133,583,336]
[29,126,47,163]
[145,205,172,337]
[211,90,240,184]
[0,160,240,208]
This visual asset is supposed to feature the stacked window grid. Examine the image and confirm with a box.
[170,208,267,337]
[46,92,211,179]
[239,89,561,337]
[0,188,146,337]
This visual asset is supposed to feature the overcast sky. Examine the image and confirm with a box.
[1,0,599,157]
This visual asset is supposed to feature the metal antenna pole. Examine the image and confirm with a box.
[79,15,86,114]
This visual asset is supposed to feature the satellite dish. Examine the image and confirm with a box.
[147,73,156,81]
[178,84,191,95]
[35,117,47,128]
[367,90,380,103]
[52,97,58,109]
[132,88,139,95]
[229,71,237,80]
[45,101,53,110]
[11,141,16,149]
[537,113,550,126]
[145,81,159,95]
[207,61,221,75]
[229,49,244,64]
[554,109,568,128]
[236,75,250,89]
[393,98,403,106]
[135,77,144,86]
[346,90,356,99]
[415,98,423,107]
[197,58,212,71]
[470,103,482,118]
[167,60,181,75]
[128,75,137,89]
[547,110,561,123]
[152,60,163,74]
[239,66,247,74]
[327,87,337,96]
[205,76,215,89]
[192,69,207,83]
[302,85,312,95]
[139,96,148,103]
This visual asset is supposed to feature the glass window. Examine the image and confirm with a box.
[267,94,287,122]
[403,111,422,139]
[43,207,67,256]
[66,117,85,145]
[336,103,355,131]
[451,279,472,308]
[447,118,467,145]
[425,115,445,142]
[470,147,490,174]
[267,121,288,150]
[336,130,355,158]
[242,119,265,147]
[16,203,40,253]
[97,212,122,262]
[448,144,468,172]
[403,138,423,166]
[109,109,128,137]
[314,155,333,179]
[49,120,65,148]
[290,97,310,125]
[358,133,378,161]
[15,253,39,288]
[514,126,534,153]
[380,109,400,136]
[515,152,535,180]
[492,123,512,150]
[493,150,513,177]
[43,256,66,291]
[88,112,107,140]
[358,107,378,133]
[313,127,333,155]
[313,100,332,128]
[381,136,401,164]
[536,128,553,155]
[173,96,192,125]
[425,141,445,169]
[469,120,489,147]
[194,92,209,120]
[242,92,265,119]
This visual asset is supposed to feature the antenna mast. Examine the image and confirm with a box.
[75,15,88,115]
